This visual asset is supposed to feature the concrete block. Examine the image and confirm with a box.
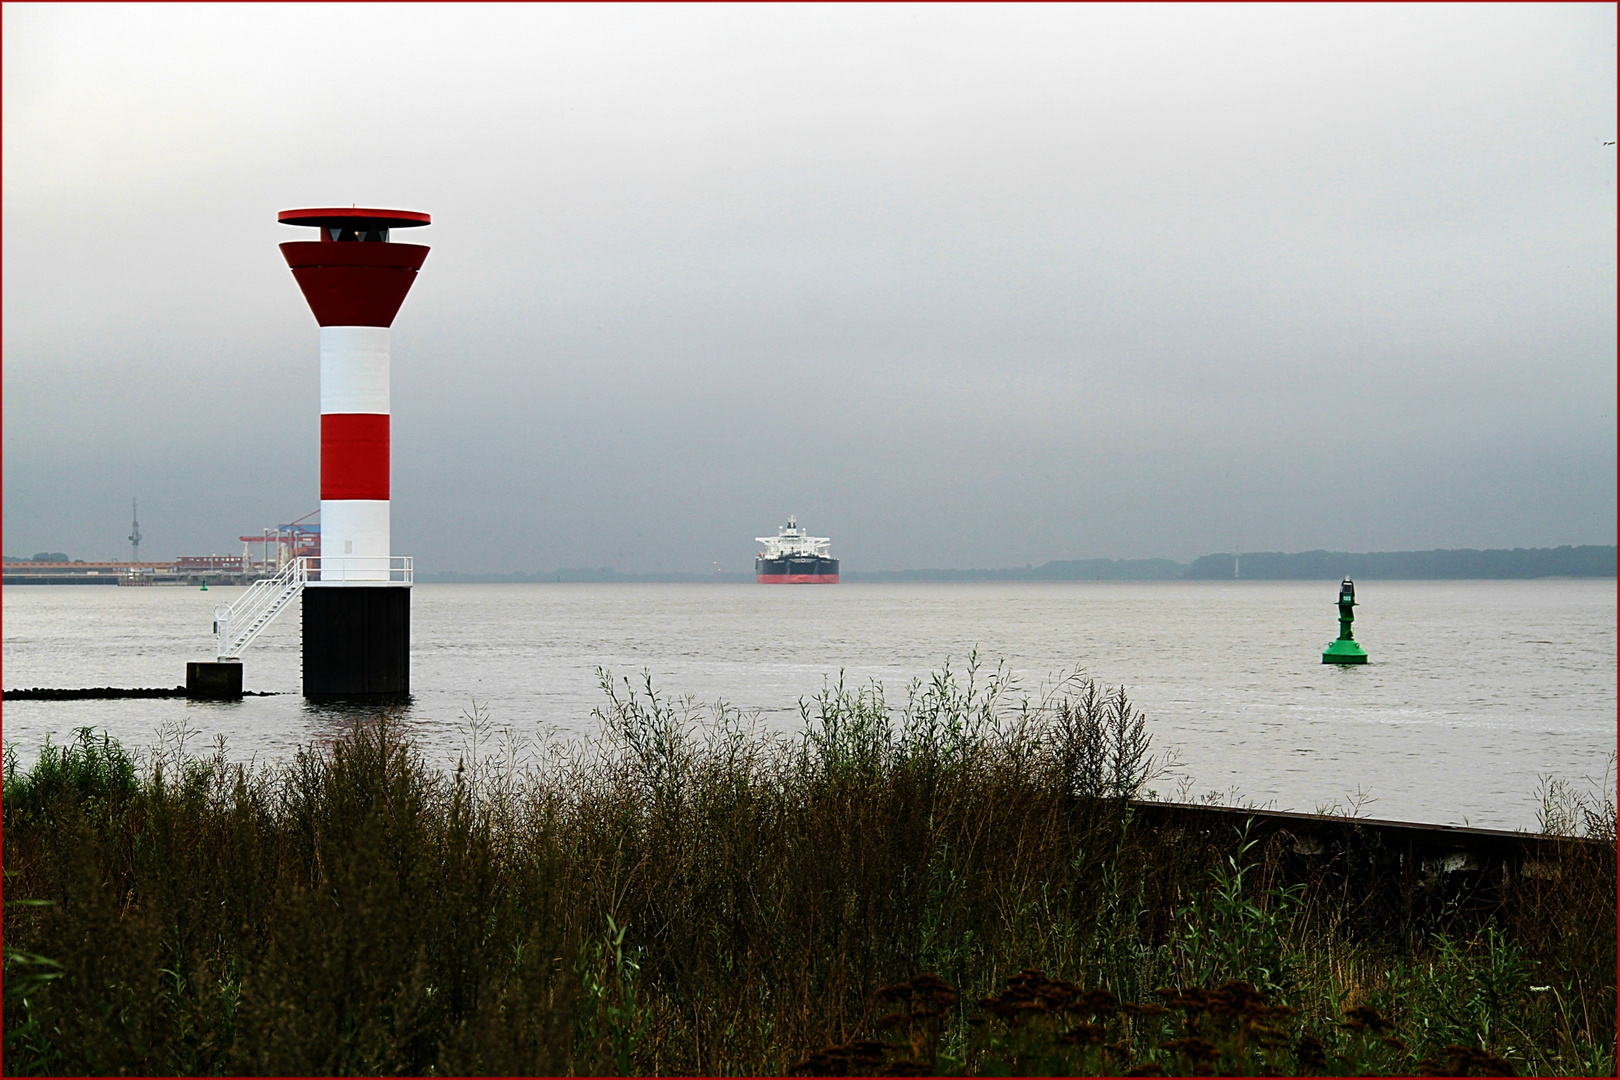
[187,661,243,699]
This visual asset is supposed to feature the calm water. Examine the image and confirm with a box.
[3,580,1613,830]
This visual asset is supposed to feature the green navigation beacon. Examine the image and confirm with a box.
[1322,577,1368,664]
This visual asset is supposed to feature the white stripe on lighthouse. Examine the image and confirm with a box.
[320,326,390,414]
[320,500,391,580]
[320,325,391,582]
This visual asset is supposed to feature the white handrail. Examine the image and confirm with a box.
[210,555,413,660]
[303,555,413,584]
[214,557,308,660]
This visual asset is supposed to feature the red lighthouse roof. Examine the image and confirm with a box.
[278,207,431,230]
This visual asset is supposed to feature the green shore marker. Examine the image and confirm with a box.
[1322,576,1368,664]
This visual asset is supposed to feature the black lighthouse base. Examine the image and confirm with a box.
[302,586,410,701]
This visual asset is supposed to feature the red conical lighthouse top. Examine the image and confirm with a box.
[279,207,430,327]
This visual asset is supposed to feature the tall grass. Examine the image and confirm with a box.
[3,658,1613,1075]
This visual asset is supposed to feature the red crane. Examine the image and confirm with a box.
[238,510,321,572]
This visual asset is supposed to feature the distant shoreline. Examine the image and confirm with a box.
[415,544,1616,584]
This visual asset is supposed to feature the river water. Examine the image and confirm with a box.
[3,579,1613,830]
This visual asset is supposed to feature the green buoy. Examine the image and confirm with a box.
[200,581,208,591]
[1322,576,1367,664]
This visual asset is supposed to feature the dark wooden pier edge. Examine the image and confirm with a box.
[1127,799,1605,908]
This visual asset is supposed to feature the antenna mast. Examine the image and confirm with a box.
[128,499,142,562]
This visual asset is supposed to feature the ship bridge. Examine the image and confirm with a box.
[756,515,832,558]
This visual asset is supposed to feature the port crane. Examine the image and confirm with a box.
[238,509,320,575]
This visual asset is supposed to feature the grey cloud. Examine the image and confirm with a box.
[4,4,1614,571]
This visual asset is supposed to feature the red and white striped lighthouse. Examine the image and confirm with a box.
[279,207,430,698]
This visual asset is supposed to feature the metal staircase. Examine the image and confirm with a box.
[214,557,308,660]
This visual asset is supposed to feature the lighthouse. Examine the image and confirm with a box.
[279,207,430,698]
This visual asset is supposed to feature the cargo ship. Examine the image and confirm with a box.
[755,516,839,583]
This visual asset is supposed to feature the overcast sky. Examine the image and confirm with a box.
[4,3,1614,572]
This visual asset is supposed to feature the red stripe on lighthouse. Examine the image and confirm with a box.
[321,413,390,500]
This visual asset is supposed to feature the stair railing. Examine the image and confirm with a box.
[214,557,308,660]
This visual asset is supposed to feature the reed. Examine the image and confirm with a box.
[3,658,1613,1076]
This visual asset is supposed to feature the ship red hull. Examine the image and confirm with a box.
[755,554,838,583]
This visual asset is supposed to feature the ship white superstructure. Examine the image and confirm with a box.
[755,515,832,559]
